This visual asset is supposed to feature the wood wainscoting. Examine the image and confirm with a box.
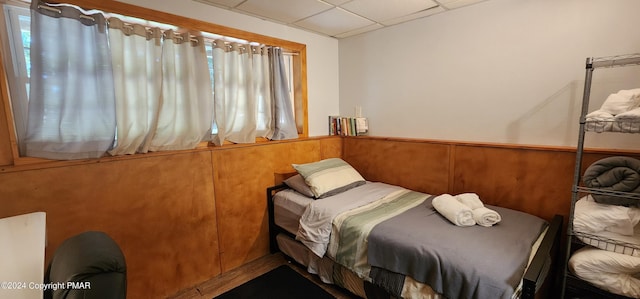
[343,136,640,223]
[3,134,639,298]
[0,151,220,299]
[0,136,342,299]
[210,137,342,272]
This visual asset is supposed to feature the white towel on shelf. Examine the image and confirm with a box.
[585,110,615,132]
[613,107,640,132]
[586,109,615,120]
[432,194,476,227]
[473,207,502,227]
[455,193,484,209]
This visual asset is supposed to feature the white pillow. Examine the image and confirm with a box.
[600,89,640,115]
[292,158,365,199]
[569,247,640,298]
[573,195,640,236]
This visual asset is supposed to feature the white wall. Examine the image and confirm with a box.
[116,0,340,137]
[339,0,640,148]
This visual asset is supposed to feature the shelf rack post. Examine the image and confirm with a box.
[559,57,594,299]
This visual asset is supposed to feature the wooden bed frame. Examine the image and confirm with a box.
[267,183,563,299]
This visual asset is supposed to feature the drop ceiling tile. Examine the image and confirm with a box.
[237,0,332,23]
[294,7,376,37]
[437,0,487,10]
[196,0,492,38]
[334,23,383,38]
[194,0,246,8]
[322,0,352,5]
[341,0,438,23]
[380,5,444,26]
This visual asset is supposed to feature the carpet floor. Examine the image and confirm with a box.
[213,264,336,299]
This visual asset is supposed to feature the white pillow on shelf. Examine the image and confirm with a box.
[600,89,640,115]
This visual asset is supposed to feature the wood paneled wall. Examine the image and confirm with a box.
[211,138,342,271]
[2,134,638,298]
[343,136,640,223]
[0,152,219,299]
[0,137,342,299]
[451,145,574,221]
[341,137,452,195]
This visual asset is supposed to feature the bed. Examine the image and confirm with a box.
[267,158,563,299]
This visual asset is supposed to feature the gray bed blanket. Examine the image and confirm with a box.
[583,156,640,206]
[367,196,547,299]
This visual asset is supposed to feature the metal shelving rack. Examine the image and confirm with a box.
[560,53,640,299]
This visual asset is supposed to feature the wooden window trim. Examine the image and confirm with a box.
[0,0,309,167]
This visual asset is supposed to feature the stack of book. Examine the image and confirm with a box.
[328,116,368,136]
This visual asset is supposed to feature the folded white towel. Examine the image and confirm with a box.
[473,207,502,227]
[455,193,484,209]
[586,109,615,120]
[585,110,615,132]
[432,194,476,227]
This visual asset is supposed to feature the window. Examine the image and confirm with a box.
[0,0,307,161]
[1,4,30,155]
[3,4,29,84]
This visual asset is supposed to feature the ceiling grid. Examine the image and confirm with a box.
[195,0,488,38]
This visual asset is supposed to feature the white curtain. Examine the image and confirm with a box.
[26,2,116,159]
[211,42,298,144]
[253,45,273,138]
[23,1,295,157]
[212,41,257,145]
[107,18,162,155]
[269,47,298,140]
[149,31,214,151]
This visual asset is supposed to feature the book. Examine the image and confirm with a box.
[328,116,368,136]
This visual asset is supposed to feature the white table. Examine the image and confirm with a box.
[0,212,46,299]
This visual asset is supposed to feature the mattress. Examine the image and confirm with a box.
[276,233,439,299]
[273,187,547,299]
[276,229,546,299]
[274,188,314,234]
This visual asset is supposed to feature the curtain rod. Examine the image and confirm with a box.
[37,4,96,22]
[33,1,300,55]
